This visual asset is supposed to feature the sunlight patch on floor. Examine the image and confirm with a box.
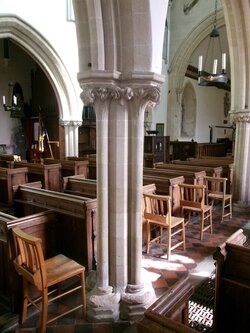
[142,257,187,271]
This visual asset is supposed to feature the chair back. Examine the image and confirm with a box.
[143,193,171,226]
[204,176,227,197]
[12,227,46,290]
[179,183,206,210]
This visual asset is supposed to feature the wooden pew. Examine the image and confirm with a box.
[144,167,206,186]
[213,229,249,333]
[196,142,227,158]
[137,275,196,333]
[88,155,96,179]
[0,154,22,168]
[63,177,97,198]
[0,167,28,205]
[173,159,233,193]
[43,158,89,178]
[0,212,18,309]
[66,155,96,179]
[155,162,223,178]
[13,185,97,272]
[63,176,157,199]
[143,175,184,215]
[13,161,61,192]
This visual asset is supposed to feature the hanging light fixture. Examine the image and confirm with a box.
[198,0,228,88]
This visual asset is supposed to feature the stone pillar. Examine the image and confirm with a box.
[120,87,160,321]
[83,88,120,322]
[81,82,162,322]
[232,111,250,211]
[60,120,82,157]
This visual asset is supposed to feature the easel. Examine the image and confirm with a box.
[39,115,54,159]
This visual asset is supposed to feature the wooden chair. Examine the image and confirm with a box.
[204,176,232,222]
[179,183,212,240]
[143,193,186,259]
[12,227,86,333]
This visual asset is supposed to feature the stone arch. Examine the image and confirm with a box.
[167,10,225,140]
[0,14,81,122]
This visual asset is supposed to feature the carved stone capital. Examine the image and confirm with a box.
[232,111,250,123]
[60,120,82,127]
[81,85,161,109]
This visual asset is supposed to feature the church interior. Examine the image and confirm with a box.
[0,0,250,332]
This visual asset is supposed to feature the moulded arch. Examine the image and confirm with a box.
[0,14,81,122]
[167,10,225,140]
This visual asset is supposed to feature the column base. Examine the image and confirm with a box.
[233,201,250,213]
[87,286,121,322]
[120,281,156,321]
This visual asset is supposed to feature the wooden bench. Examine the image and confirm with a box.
[213,229,249,333]
[13,185,97,272]
[43,158,89,178]
[137,275,196,333]
[196,142,227,158]
[143,175,184,215]
[63,176,157,199]
[63,177,97,198]
[144,167,206,186]
[13,161,61,192]
[155,162,223,178]
[87,155,96,179]
[0,167,28,205]
[173,159,234,193]
[0,212,18,309]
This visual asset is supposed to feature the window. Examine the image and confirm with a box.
[66,0,75,22]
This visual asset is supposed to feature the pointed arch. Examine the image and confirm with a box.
[0,14,81,121]
[167,10,225,140]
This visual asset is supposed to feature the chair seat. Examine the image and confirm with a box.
[181,204,211,213]
[145,215,184,228]
[45,254,85,287]
[171,216,185,227]
[208,192,231,199]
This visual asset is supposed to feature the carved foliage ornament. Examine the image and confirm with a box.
[233,114,250,123]
[60,120,82,127]
[81,86,161,107]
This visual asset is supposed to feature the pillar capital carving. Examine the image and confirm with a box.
[81,85,161,109]
[232,111,250,123]
[59,120,82,127]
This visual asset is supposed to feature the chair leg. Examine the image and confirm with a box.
[182,221,186,251]
[209,208,213,234]
[221,200,225,222]
[20,278,29,324]
[80,271,86,318]
[146,222,150,254]
[167,227,171,259]
[40,288,48,333]
[200,212,204,240]
[229,196,232,218]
